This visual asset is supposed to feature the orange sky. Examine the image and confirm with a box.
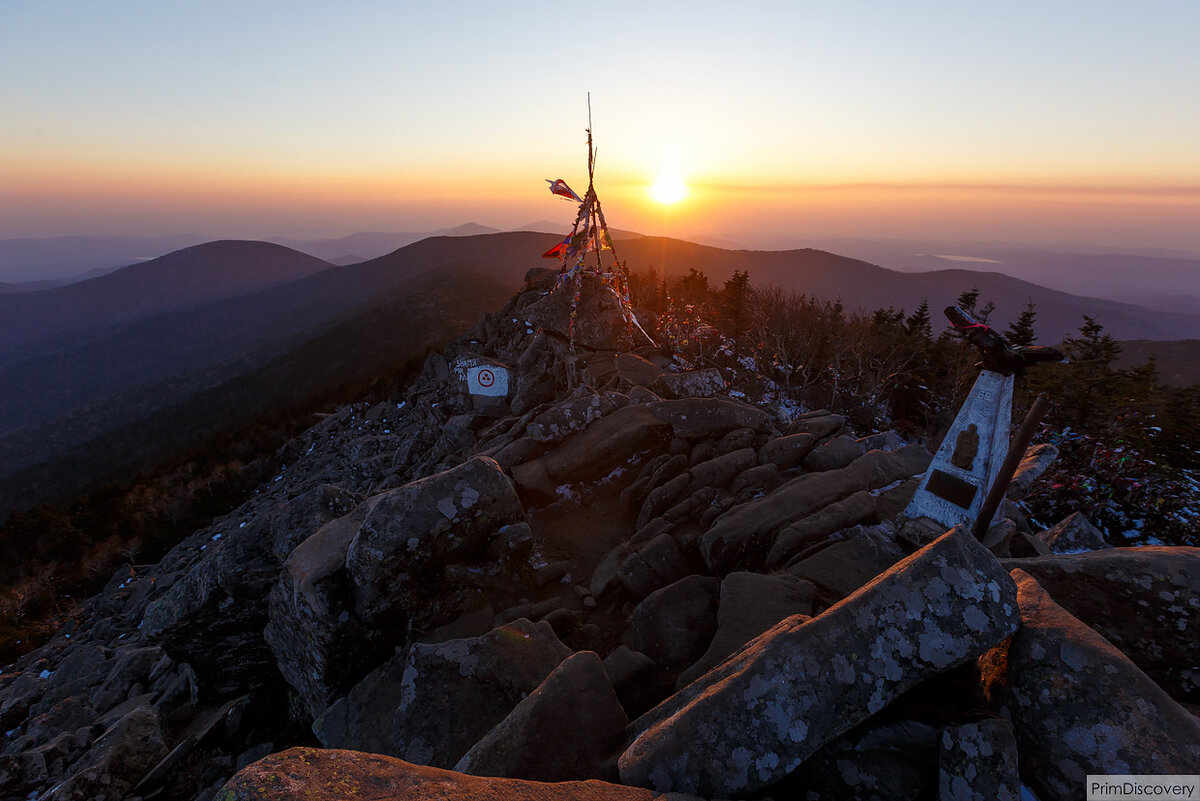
[2,2,1198,252]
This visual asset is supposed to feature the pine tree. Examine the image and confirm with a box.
[1059,315,1122,426]
[905,299,933,342]
[1005,299,1038,346]
[955,287,981,315]
[716,270,753,336]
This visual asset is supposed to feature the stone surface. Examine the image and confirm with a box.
[390,619,572,769]
[802,435,867,472]
[619,526,1019,797]
[786,527,906,600]
[1007,442,1058,498]
[1000,546,1200,699]
[524,272,635,351]
[616,534,692,600]
[938,719,1020,801]
[45,704,167,801]
[624,575,720,671]
[783,720,940,801]
[766,490,878,569]
[785,412,846,440]
[219,747,660,801]
[702,445,931,572]
[757,432,818,471]
[346,455,524,625]
[540,404,673,485]
[645,398,772,441]
[454,651,629,781]
[653,368,725,399]
[313,647,409,756]
[675,572,815,690]
[979,569,1200,801]
[1036,511,1110,553]
[265,503,384,719]
[141,484,360,694]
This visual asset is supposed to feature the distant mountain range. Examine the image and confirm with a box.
[3,229,1199,517]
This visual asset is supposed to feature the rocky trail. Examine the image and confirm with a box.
[2,269,1198,801]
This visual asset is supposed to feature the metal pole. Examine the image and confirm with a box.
[972,394,1050,539]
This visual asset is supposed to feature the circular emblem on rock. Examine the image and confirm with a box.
[478,368,495,387]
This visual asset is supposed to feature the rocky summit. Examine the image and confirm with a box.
[2,269,1198,801]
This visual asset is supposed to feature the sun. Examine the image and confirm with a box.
[649,174,688,205]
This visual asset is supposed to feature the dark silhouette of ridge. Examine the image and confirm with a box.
[0,240,334,358]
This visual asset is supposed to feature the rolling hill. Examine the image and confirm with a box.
[5,229,1198,517]
[0,240,336,361]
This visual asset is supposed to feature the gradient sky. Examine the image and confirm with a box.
[3,1,1198,252]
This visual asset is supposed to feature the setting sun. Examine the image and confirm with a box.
[649,174,688,205]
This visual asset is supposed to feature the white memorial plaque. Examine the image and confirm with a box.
[903,369,1013,531]
[466,365,509,397]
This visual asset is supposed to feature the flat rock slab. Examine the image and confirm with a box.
[219,747,660,801]
[619,526,1019,797]
[980,569,1200,801]
[645,398,772,441]
[938,719,1020,801]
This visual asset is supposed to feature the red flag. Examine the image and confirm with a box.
[542,233,570,258]
[546,178,584,203]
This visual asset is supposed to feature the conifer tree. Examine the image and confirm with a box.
[1005,299,1038,347]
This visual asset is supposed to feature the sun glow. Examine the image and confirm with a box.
[649,174,688,205]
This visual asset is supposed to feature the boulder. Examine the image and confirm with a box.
[44,704,166,801]
[141,484,359,694]
[541,404,674,484]
[219,747,660,801]
[390,619,572,768]
[1036,511,1110,553]
[782,720,940,801]
[603,646,669,720]
[313,646,409,756]
[616,534,692,600]
[524,272,633,350]
[702,445,931,572]
[615,353,667,388]
[686,448,756,493]
[757,433,818,470]
[653,368,725,399]
[938,719,1020,801]
[766,490,878,569]
[675,572,815,690]
[454,651,629,781]
[623,575,720,671]
[801,435,867,472]
[645,398,772,441]
[1007,442,1058,498]
[1000,546,1200,701]
[265,503,386,719]
[619,526,1019,797]
[786,526,906,601]
[979,569,1200,801]
[785,412,846,440]
[346,455,524,626]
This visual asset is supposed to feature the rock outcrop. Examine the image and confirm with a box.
[619,526,1019,797]
[4,267,1194,801]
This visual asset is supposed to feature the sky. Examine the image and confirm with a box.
[2,1,1199,253]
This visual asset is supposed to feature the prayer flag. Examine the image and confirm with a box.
[546,178,585,203]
